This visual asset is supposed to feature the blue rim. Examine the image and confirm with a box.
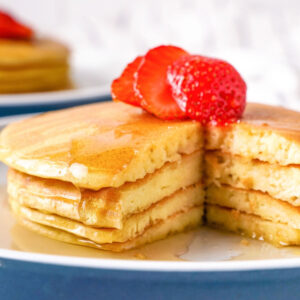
[0,94,111,116]
[1,257,300,300]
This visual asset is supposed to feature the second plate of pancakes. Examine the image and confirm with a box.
[1,111,300,300]
[0,63,111,116]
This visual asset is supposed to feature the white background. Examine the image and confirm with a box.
[1,0,300,109]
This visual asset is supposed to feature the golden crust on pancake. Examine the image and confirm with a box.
[8,151,202,228]
[207,184,300,229]
[15,206,203,252]
[205,151,300,205]
[206,103,300,165]
[207,204,300,246]
[10,183,203,244]
[0,102,203,189]
[0,38,69,68]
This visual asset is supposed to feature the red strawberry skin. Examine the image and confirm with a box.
[167,55,247,125]
[0,11,33,39]
[111,56,144,107]
[136,45,189,120]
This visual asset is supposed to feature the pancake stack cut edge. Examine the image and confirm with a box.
[205,104,300,246]
[2,101,300,251]
[0,102,204,252]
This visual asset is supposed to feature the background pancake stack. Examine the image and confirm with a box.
[0,102,204,252]
[0,38,70,93]
[205,104,300,246]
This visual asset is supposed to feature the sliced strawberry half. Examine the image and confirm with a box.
[111,56,144,107]
[136,45,189,120]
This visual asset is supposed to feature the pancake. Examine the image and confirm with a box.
[0,38,69,68]
[8,151,202,228]
[0,65,68,82]
[6,101,300,250]
[0,67,69,93]
[206,103,300,166]
[15,206,203,252]
[205,151,300,205]
[0,102,203,190]
[206,205,300,246]
[10,182,203,247]
[0,38,70,94]
[207,184,300,229]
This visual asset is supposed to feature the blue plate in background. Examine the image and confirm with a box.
[0,66,111,116]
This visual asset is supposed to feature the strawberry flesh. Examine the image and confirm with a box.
[167,55,246,125]
[111,56,144,107]
[136,45,189,120]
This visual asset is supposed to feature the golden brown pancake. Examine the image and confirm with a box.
[5,101,300,250]
[10,183,203,244]
[15,206,203,252]
[0,102,203,190]
[0,38,70,93]
[0,38,69,68]
[8,151,202,228]
[0,101,204,251]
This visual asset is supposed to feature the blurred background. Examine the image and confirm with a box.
[1,0,300,109]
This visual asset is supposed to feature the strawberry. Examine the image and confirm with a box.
[136,45,189,120]
[0,11,33,39]
[111,56,144,107]
[167,55,247,125]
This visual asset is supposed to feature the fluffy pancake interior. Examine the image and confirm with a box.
[0,102,203,190]
[8,150,202,229]
[207,184,300,229]
[10,183,203,244]
[206,103,300,165]
[205,151,300,205]
[206,204,300,247]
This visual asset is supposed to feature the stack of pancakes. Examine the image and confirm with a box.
[0,38,70,93]
[2,101,300,251]
[0,102,204,252]
[205,104,300,246]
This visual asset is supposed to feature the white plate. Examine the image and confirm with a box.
[0,66,110,107]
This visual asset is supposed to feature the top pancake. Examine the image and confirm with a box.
[207,103,300,165]
[0,102,203,189]
[0,38,69,68]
